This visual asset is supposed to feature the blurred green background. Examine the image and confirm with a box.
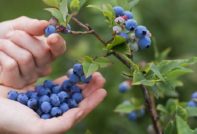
[0,0,197,134]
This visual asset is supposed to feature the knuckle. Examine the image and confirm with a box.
[4,59,17,71]
[21,52,32,65]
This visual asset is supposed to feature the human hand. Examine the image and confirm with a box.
[0,16,66,88]
[0,72,107,134]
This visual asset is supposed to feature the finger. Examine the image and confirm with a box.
[0,52,26,88]
[0,39,37,82]
[11,16,49,36]
[6,30,53,67]
[47,33,66,58]
[78,88,107,121]
[39,108,83,133]
[36,65,52,77]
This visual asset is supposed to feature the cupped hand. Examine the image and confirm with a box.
[0,73,107,134]
[0,16,66,88]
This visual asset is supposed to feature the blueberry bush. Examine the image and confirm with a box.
[5,0,197,134]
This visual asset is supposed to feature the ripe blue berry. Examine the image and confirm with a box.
[41,114,51,119]
[80,75,92,84]
[50,94,61,107]
[51,107,62,117]
[36,108,43,116]
[70,85,81,93]
[43,80,55,89]
[35,85,48,96]
[69,73,80,84]
[60,103,69,113]
[41,102,52,114]
[39,95,50,105]
[192,92,197,100]
[52,85,62,94]
[118,32,129,40]
[8,90,18,100]
[124,11,133,19]
[62,80,73,91]
[68,99,78,108]
[73,64,84,76]
[17,93,28,105]
[72,92,83,103]
[138,36,151,49]
[125,19,138,31]
[135,25,149,38]
[119,81,130,93]
[128,111,137,121]
[58,91,69,102]
[29,92,38,99]
[187,101,196,107]
[27,98,38,109]
[113,6,124,17]
[45,25,56,37]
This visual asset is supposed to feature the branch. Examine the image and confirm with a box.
[141,85,163,134]
[70,30,94,35]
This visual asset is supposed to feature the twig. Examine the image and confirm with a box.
[71,17,89,31]
[70,30,94,35]
[141,85,163,134]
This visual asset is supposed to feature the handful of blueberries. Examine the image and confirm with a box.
[7,64,92,119]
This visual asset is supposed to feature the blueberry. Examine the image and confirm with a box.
[60,103,69,113]
[80,75,92,84]
[35,85,48,96]
[118,32,129,40]
[45,25,56,37]
[128,111,137,121]
[69,73,80,84]
[43,80,55,89]
[73,64,84,76]
[39,95,50,105]
[123,11,133,19]
[68,99,78,108]
[29,92,38,99]
[135,25,149,38]
[27,98,38,109]
[58,91,69,103]
[113,26,122,34]
[41,114,51,119]
[138,36,151,49]
[130,43,139,52]
[50,94,61,107]
[26,91,34,98]
[61,80,73,91]
[66,24,71,32]
[70,85,81,93]
[41,102,52,114]
[192,92,197,100]
[125,19,138,31]
[17,93,28,105]
[8,90,18,100]
[187,101,196,107]
[72,92,83,103]
[52,85,62,94]
[36,108,43,116]
[114,17,125,24]
[67,68,74,78]
[113,6,124,17]
[50,107,62,117]
[119,81,130,93]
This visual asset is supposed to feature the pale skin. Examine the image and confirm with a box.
[0,17,107,134]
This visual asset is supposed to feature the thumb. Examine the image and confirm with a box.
[11,16,49,36]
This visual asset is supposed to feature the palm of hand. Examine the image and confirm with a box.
[0,73,106,134]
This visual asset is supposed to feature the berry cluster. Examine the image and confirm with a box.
[187,92,197,107]
[7,64,92,119]
[128,109,145,121]
[44,18,71,37]
[113,6,152,50]
[118,81,131,93]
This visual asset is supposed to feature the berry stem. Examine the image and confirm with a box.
[70,16,163,134]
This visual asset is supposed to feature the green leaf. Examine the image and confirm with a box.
[70,0,80,12]
[157,104,168,114]
[95,57,111,68]
[107,36,126,50]
[42,0,60,8]
[176,116,193,134]
[82,61,99,77]
[84,130,92,134]
[129,0,140,9]
[44,8,64,24]
[165,121,177,134]
[60,0,68,23]
[114,102,135,113]
[177,106,188,120]
[150,63,165,81]
[166,99,178,114]
[112,43,130,54]
[186,107,197,117]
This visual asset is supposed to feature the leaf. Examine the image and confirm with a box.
[114,102,135,113]
[60,0,68,23]
[95,57,111,68]
[44,8,64,24]
[165,121,177,134]
[70,0,80,12]
[150,63,165,81]
[107,36,126,50]
[186,107,197,117]
[129,0,140,9]
[112,43,130,54]
[84,130,92,134]
[82,61,99,77]
[157,104,168,114]
[176,116,193,134]
[42,0,60,8]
